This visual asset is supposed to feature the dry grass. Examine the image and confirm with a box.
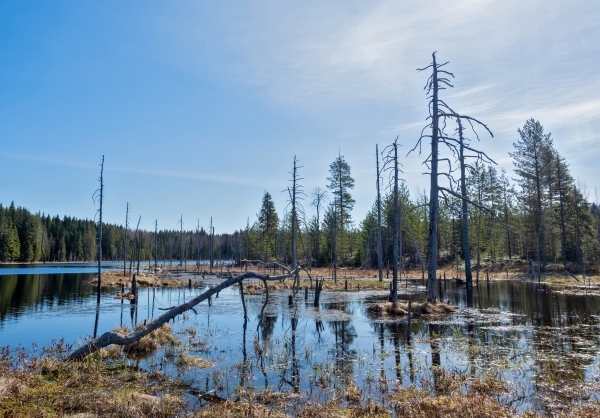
[90,271,183,289]
[193,399,289,417]
[118,323,180,359]
[175,351,213,370]
[0,344,187,417]
[238,277,392,295]
[545,273,600,287]
[390,387,513,417]
[366,301,458,318]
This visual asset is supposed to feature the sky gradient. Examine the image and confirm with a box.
[1,1,599,233]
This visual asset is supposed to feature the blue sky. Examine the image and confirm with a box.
[1,1,599,233]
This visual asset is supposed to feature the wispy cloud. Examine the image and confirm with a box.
[0,152,279,189]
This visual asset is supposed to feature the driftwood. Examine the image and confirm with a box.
[68,267,310,360]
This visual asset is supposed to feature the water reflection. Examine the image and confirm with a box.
[0,273,96,322]
[1,274,600,414]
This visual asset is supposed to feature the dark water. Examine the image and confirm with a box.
[0,260,228,276]
[1,273,599,414]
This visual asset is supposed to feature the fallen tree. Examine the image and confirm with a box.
[68,264,310,360]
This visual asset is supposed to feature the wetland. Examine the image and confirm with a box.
[1,264,600,416]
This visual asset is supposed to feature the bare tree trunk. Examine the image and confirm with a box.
[332,209,337,282]
[392,140,399,303]
[376,144,383,282]
[458,119,473,287]
[291,156,298,270]
[130,216,141,275]
[154,219,158,271]
[209,217,214,273]
[426,53,440,304]
[96,156,104,305]
[179,215,184,267]
[556,156,568,269]
[476,171,483,283]
[136,228,142,275]
[123,203,129,277]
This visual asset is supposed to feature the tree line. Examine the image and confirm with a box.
[1,118,598,275]
[0,203,239,264]
[2,57,599,290]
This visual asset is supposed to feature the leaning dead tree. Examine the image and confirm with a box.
[67,264,312,360]
[93,156,105,304]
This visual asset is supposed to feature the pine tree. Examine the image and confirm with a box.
[326,154,355,275]
[509,119,554,262]
[257,192,279,261]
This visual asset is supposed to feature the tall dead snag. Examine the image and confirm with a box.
[413,53,448,303]
[122,206,127,274]
[412,53,496,300]
[376,145,383,282]
[454,117,494,287]
[179,215,184,267]
[287,156,305,270]
[68,264,312,360]
[286,156,305,293]
[310,187,327,268]
[93,156,104,304]
[383,138,404,303]
[209,217,214,273]
[154,219,158,271]
[458,119,472,286]
[130,216,141,275]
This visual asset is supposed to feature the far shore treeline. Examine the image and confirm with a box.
[1,118,599,273]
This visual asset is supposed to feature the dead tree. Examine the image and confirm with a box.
[412,53,448,303]
[93,156,104,304]
[123,203,129,277]
[310,187,327,268]
[412,53,496,301]
[376,144,383,282]
[383,138,404,303]
[209,217,214,272]
[454,117,494,287]
[136,221,143,275]
[129,216,141,275]
[68,263,312,360]
[179,215,184,266]
[154,219,158,271]
[286,156,305,271]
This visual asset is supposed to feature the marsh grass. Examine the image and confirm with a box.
[91,271,183,289]
[120,324,180,359]
[366,301,458,317]
[238,278,393,295]
[0,344,187,417]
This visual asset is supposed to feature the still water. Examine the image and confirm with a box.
[1,270,599,414]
